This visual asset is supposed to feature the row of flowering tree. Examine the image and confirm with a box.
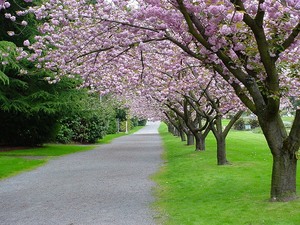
[132,58,245,165]
[2,0,300,201]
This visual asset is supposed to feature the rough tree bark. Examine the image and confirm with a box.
[216,135,227,165]
[179,128,186,141]
[194,132,205,151]
[186,131,194,145]
[259,110,300,201]
[178,117,187,142]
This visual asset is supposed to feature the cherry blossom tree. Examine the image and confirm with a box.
[123,55,245,164]
[18,0,300,201]
[182,67,245,164]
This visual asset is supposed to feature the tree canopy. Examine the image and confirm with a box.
[2,0,300,201]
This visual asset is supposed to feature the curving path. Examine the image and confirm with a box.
[0,121,162,225]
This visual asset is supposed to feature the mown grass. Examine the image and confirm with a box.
[282,116,295,122]
[0,145,95,180]
[0,144,95,157]
[0,156,46,180]
[153,123,300,225]
[0,125,145,180]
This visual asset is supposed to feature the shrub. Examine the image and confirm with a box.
[106,117,118,134]
[283,121,292,128]
[234,118,245,130]
[0,111,59,146]
[249,119,260,129]
[120,120,133,132]
[56,94,117,143]
[57,113,106,144]
[138,119,147,126]
[56,124,74,144]
[131,117,139,127]
[131,117,147,127]
[252,127,263,134]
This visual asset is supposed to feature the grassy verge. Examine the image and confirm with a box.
[153,123,300,225]
[0,145,95,180]
[0,125,145,180]
[97,125,144,144]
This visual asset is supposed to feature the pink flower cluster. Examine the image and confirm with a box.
[17,0,300,118]
[0,0,10,10]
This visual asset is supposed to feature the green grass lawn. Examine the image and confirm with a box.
[223,116,294,126]
[0,156,46,180]
[0,125,145,180]
[282,116,295,122]
[0,145,95,180]
[153,123,300,225]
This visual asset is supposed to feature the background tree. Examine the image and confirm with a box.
[0,1,113,146]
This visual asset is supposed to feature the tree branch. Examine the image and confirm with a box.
[254,0,265,27]
[274,21,300,60]
[176,0,211,49]
[230,0,279,97]
[97,18,161,33]
[223,110,244,137]
[164,111,180,132]
[77,46,114,59]
[212,65,258,112]
[288,109,300,151]
[166,34,204,60]
[140,50,145,80]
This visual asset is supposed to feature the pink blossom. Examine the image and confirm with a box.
[23,40,30,46]
[0,0,10,10]
[7,31,15,36]
[21,20,28,26]
[220,25,232,36]
[10,16,16,21]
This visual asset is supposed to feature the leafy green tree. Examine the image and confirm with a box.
[0,1,87,146]
[0,62,88,146]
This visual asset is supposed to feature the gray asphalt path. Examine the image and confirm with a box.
[0,121,162,225]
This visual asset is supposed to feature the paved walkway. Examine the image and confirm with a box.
[0,121,162,225]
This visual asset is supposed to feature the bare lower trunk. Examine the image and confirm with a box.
[179,129,186,142]
[195,133,205,151]
[187,132,194,145]
[210,113,240,166]
[174,128,180,137]
[271,153,297,201]
[167,123,173,133]
[259,111,300,201]
[216,136,228,165]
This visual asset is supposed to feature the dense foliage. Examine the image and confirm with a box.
[0,66,88,146]
[56,94,116,144]
[0,1,118,146]
[233,118,246,131]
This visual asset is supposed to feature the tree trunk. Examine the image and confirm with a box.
[174,128,180,137]
[271,152,297,201]
[195,133,205,151]
[187,132,194,145]
[179,128,186,141]
[170,125,177,136]
[216,135,229,165]
[167,123,173,133]
[258,110,300,201]
[210,113,238,166]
